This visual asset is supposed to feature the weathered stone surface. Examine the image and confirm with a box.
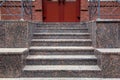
[96,23,118,48]
[95,49,120,78]
[0,21,34,48]
[0,48,28,78]
[88,20,120,48]
[0,22,6,48]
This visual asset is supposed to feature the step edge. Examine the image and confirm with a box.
[31,39,92,42]
[26,55,97,60]
[23,65,101,71]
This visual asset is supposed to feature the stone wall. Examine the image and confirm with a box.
[0,21,34,48]
[95,49,120,78]
[88,19,120,48]
[87,20,120,78]
[0,21,33,77]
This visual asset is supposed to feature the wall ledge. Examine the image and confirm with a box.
[96,19,120,23]
[96,48,120,54]
[0,48,28,55]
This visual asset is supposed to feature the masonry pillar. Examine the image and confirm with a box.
[33,0,43,21]
[80,0,89,22]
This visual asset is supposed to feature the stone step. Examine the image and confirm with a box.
[31,39,92,46]
[26,55,97,65]
[33,33,91,39]
[34,29,88,33]
[22,65,101,77]
[30,46,94,51]
[29,46,94,55]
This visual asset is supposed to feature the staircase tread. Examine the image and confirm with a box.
[30,46,94,50]
[23,65,101,71]
[0,48,28,53]
[27,55,97,60]
[31,39,92,42]
[33,33,90,35]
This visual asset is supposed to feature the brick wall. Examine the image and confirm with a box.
[32,0,43,21]
[80,0,89,22]
[89,1,120,20]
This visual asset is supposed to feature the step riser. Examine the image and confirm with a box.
[31,42,92,46]
[35,23,86,25]
[33,35,90,39]
[26,59,97,65]
[35,24,87,29]
[34,29,88,33]
[35,27,88,30]
[36,24,86,26]
[29,51,94,55]
[22,71,101,77]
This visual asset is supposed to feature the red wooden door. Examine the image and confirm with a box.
[43,0,60,22]
[64,0,80,22]
[43,0,80,22]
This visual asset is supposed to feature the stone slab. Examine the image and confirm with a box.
[27,55,97,60]
[30,46,94,50]
[96,48,120,54]
[0,48,28,54]
[23,65,101,71]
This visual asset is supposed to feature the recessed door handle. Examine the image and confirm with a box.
[43,16,46,20]
[77,16,80,19]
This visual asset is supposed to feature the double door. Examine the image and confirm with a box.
[43,0,80,22]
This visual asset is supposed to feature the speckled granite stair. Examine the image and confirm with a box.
[31,39,92,46]
[26,55,97,65]
[22,23,100,78]
[30,46,94,50]
[22,65,101,77]
[33,33,90,39]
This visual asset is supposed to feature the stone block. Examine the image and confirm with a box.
[0,48,28,78]
[95,48,120,78]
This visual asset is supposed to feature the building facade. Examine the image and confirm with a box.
[0,0,89,22]
[1,0,120,22]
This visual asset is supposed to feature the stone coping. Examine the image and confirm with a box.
[0,48,28,55]
[96,19,120,23]
[96,48,120,54]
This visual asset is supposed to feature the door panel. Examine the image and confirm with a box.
[64,0,80,22]
[64,1,77,22]
[43,0,60,22]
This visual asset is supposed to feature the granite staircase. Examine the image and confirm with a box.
[22,23,101,78]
